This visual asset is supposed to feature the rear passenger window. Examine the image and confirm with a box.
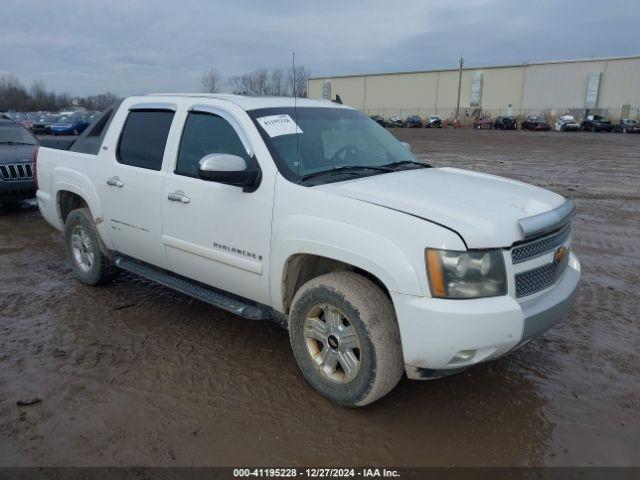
[117,110,174,170]
[176,112,249,177]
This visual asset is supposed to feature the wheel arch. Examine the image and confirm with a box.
[54,172,113,250]
[57,190,90,225]
[279,253,394,315]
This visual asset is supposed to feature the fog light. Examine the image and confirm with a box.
[449,349,476,364]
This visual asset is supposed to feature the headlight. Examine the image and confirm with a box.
[425,248,507,299]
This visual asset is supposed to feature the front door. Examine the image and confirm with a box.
[99,107,176,268]
[161,107,274,305]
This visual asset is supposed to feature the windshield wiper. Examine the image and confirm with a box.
[382,160,431,170]
[0,141,35,145]
[301,164,393,182]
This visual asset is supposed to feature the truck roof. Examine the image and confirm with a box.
[145,93,350,111]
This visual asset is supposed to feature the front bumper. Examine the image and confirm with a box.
[394,252,581,380]
[0,179,37,201]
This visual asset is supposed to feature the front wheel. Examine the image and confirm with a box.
[64,208,118,285]
[288,272,404,407]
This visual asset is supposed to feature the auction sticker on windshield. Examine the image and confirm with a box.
[256,114,303,137]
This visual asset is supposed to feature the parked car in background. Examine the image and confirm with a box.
[473,116,494,129]
[554,115,580,132]
[19,117,35,130]
[581,114,613,132]
[613,118,640,134]
[521,116,551,131]
[494,116,517,130]
[51,115,91,135]
[0,117,39,205]
[370,114,386,126]
[31,114,60,135]
[405,115,423,128]
[387,116,404,128]
[425,115,443,128]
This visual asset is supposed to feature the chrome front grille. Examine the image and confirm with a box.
[511,225,571,264]
[515,252,569,298]
[0,162,34,181]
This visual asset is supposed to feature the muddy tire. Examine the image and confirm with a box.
[64,208,117,285]
[289,271,403,407]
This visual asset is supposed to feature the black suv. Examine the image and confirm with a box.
[494,116,518,130]
[405,115,423,128]
[581,115,613,132]
[0,118,39,205]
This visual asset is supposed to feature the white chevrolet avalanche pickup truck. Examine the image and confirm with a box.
[36,94,580,406]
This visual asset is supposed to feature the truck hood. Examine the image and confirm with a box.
[0,144,37,164]
[316,167,566,248]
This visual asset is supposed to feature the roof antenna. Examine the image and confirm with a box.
[293,51,300,177]
[333,94,343,104]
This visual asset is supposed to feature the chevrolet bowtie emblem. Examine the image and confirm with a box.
[554,246,568,264]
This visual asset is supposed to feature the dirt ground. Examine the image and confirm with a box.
[0,129,638,467]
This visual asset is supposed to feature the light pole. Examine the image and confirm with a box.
[455,57,464,126]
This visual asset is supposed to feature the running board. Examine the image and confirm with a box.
[114,256,271,321]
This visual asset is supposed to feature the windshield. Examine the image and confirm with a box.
[249,107,418,183]
[56,116,75,125]
[561,116,576,122]
[0,125,38,145]
[37,115,58,123]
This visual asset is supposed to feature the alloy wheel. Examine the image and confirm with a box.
[303,304,362,384]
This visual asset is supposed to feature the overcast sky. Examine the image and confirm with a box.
[2,0,639,96]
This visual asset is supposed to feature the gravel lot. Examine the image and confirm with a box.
[0,129,638,467]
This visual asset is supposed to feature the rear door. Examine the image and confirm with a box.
[98,103,177,268]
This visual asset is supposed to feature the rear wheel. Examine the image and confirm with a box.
[289,272,404,407]
[64,208,117,285]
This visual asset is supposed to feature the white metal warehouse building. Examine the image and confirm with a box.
[308,55,640,122]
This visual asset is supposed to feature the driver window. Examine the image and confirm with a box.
[176,112,249,178]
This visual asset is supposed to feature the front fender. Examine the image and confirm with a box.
[270,214,423,312]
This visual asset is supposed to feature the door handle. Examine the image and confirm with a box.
[106,177,124,187]
[167,191,191,204]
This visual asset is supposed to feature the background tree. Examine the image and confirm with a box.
[287,65,309,98]
[227,66,309,97]
[82,92,119,111]
[29,80,52,110]
[0,75,29,111]
[269,68,286,96]
[201,69,221,93]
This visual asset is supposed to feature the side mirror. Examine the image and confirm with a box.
[198,154,260,192]
[400,142,412,152]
